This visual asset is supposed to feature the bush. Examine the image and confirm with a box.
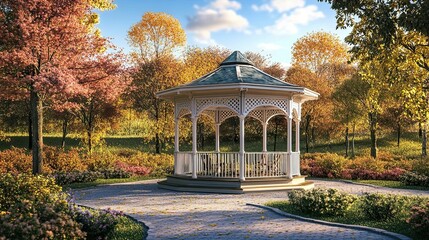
[360,193,410,221]
[412,158,429,176]
[288,188,357,216]
[399,171,429,187]
[43,146,87,173]
[115,161,151,176]
[53,171,100,186]
[73,207,123,240]
[99,169,131,179]
[407,201,429,238]
[0,174,85,239]
[0,148,32,174]
[301,153,408,181]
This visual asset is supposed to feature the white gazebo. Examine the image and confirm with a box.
[157,51,319,193]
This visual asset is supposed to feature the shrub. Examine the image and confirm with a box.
[288,188,357,216]
[43,146,87,173]
[114,161,151,176]
[407,201,429,238]
[360,193,410,221]
[73,207,123,240]
[53,171,100,186]
[399,171,429,187]
[99,169,131,179]
[0,148,32,174]
[0,174,85,239]
[412,158,429,176]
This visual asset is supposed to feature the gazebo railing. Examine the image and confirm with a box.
[175,151,299,178]
[244,152,287,178]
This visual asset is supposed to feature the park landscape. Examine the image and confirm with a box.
[1,0,429,239]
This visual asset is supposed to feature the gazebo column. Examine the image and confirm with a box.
[286,116,293,179]
[239,115,245,181]
[215,123,220,152]
[174,118,180,175]
[295,118,301,176]
[191,116,198,179]
[262,122,268,152]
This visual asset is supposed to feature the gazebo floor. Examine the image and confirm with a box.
[157,175,314,194]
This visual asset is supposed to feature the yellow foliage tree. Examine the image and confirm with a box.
[128,12,187,62]
[286,31,353,152]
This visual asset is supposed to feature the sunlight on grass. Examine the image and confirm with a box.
[64,176,157,189]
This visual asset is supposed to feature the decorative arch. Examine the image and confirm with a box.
[247,107,288,124]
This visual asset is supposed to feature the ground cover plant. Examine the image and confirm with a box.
[0,174,144,240]
[267,189,429,239]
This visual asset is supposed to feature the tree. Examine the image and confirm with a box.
[128,12,186,62]
[0,0,116,174]
[333,75,367,157]
[245,51,286,79]
[127,12,186,153]
[286,32,352,152]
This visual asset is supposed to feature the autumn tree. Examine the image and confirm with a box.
[286,32,352,152]
[321,0,429,156]
[245,51,286,79]
[128,12,186,63]
[0,0,117,174]
[127,12,186,153]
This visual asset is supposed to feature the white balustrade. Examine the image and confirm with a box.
[175,151,299,179]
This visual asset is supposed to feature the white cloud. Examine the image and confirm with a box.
[252,0,305,13]
[257,42,283,51]
[264,5,324,35]
[187,0,249,44]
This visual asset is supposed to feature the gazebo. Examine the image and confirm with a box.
[157,51,319,193]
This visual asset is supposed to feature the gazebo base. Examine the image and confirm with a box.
[157,175,314,194]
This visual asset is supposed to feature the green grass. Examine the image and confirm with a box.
[64,176,157,189]
[109,215,147,240]
[353,179,429,191]
[267,200,423,239]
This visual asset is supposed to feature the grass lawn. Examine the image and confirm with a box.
[353,179,429,191]
[266,201,422,239]
[110,215,147,240]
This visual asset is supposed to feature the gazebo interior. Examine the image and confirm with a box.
[157,51,319,193]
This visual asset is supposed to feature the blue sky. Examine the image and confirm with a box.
[97,0,350,67]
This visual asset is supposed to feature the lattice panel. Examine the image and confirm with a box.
[245,97,288,115]
[175,99,191,118]
[219,109,237,123]
[247,109,264,123]
[196,97,240,115]
[266,109,287,121]
[177,108,191,119]
[200,110,216,121]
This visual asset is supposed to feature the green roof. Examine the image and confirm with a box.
[185,51,296,87]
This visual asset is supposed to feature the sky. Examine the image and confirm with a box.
[97,0,351,68]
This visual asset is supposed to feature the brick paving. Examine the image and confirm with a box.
[75,179,427,240]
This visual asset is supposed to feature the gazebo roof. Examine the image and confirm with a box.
[157,51,318,101]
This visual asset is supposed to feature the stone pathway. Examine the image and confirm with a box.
[75,179,428,240]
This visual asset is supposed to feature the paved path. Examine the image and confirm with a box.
[75,179,428,240]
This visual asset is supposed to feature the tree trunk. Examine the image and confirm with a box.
[345,126,349,157]
[422,124,427,157]
[305,114,311,153]
[273,120,279,151]
[351,123,355,157]
[397,123,401,147]
[31,90,43,175]
[419,123,422,139]
[61,118,68,149]
[87,129,92,153]
[155,132,160,154]
[369,112,377,158]
[28,112,32,150]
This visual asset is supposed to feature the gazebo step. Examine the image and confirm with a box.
[157,175,314,194]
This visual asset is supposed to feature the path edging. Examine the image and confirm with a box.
[246,203,411,240]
